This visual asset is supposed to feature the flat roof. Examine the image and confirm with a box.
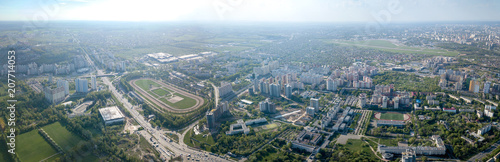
[98,106,125,121]
[240,99,253,105]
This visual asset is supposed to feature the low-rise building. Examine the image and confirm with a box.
[378,135,446,156]
[485,108,494,118]
[226,119,250,135]
[98,106,125,125]
[443,107,457,113]
[459,109,475,113]
[478,124,492,135]
[376,120,406,128]
[291,130,322,152]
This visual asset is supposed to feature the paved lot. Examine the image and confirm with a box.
[336,134,362,144]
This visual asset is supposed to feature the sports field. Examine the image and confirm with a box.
[42,122,84,151]
[17,129,60,162]
[265,123,278,129]
[379,112,404,120]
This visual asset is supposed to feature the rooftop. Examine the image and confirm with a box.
[98,106,125,121]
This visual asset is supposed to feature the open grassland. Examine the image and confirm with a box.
[152,88,171,96]
[42,122,84,152]
[17,130,60,162]
[135,79,161,91]
[328,39,459,56]
[159,93,197,109]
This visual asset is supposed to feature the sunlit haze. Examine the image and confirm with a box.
[1,0,499,22]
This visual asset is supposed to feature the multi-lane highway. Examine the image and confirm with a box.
[100,68,230,161]
[79,40,230,161]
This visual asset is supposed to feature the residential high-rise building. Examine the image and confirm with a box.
[206,112,215,129]
[469,79,480,93]
[215,82,233,98]
[44,86,65,104]
[259,80,266,94]
[259,98,276,113]
[484,81,491,94]
[253,79,259,92]
[326,78,337,91]
[75,78,88,93]
[91,75,97,90]
[269,83,281,97]
[285,84,293,98]
[206,101,229,130]
[57,79,69,96]
[393,97,399,109]
[310,98,319,112]
[306,107,315,116]
[382,96,388,108]
[358,93,366,108]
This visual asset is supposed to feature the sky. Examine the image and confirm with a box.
[0,0,499,22]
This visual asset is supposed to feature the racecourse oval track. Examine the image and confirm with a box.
[130,78,205,113]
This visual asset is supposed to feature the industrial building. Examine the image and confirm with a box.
[98,106,125,125]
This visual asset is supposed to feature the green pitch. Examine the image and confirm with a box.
[379,113,404,121]
[17,130,60,162]
[42,122,84,152]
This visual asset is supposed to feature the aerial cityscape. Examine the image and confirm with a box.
[1,0,500,162]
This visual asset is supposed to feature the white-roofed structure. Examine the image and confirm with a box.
[99,106,125,125]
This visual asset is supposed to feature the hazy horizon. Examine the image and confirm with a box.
[1,0,499,22]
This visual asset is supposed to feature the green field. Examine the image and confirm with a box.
[379,113,404,121]
[265,123,278,129]
[343,139,379,161]
[159,93,197,109]
[135,79,197,109]
[329,39,459,56]
[135,79,161,91]
[152,88,171,96]
[184,128,215,148]
[0,138,13,162]
[17,129,60,162]
[42,122,84,151]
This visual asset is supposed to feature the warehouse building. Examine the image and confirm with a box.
[99,106,125,125]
